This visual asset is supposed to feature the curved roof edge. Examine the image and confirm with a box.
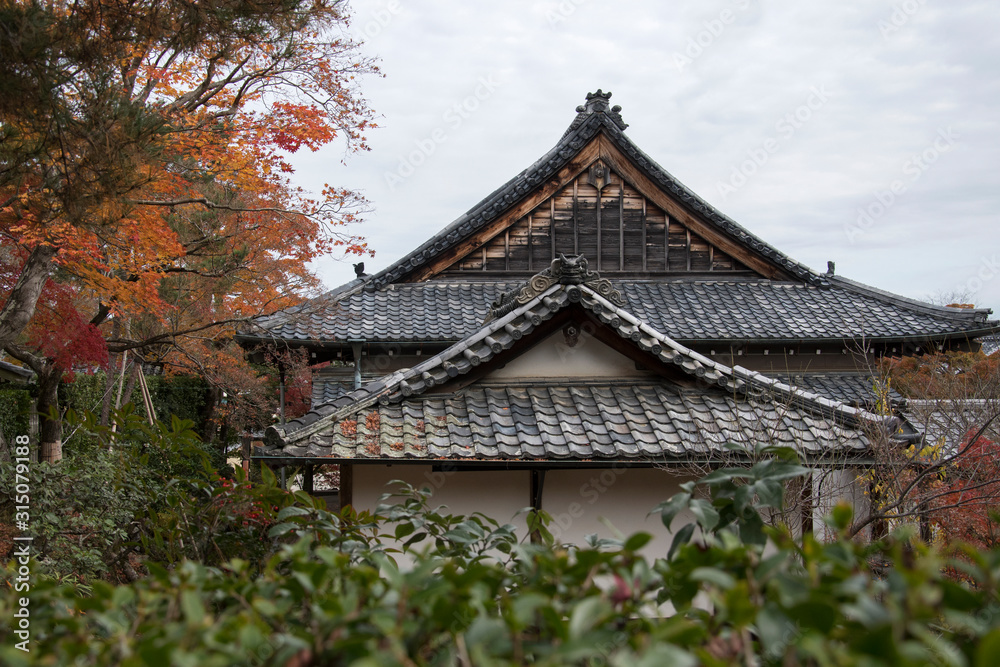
[829,275,993,322]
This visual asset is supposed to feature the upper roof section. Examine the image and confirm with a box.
[250,274,996,346]
[367,90,820,288]
[242,92,997,347]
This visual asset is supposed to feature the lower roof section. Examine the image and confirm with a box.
[245,276,996,347]
[260,380,872,463]
[310,371,902,413]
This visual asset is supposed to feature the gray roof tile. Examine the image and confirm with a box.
[264,273,906,461]
[256,277,994,347]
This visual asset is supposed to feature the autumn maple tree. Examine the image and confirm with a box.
[847,350,1000,545]
[0,0,378,460]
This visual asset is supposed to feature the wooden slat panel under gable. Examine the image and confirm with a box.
[576,178,599,264]
[599,184,621,271]
[690,232,712,272]
[623,183,645,272]
[438,159,761,278]
[507,217,531,271]
[667,220,688,271]
[530,209,552,268]
[644,201,667,272]
[552,186,575,257]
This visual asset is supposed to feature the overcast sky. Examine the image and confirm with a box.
[290,0,1000,316]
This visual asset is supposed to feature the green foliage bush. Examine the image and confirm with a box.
[60,372,211,435]
[0,387,31,444]
[4,450,1000,665]
[0,408,234,586]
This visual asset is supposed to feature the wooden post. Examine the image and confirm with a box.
[340,463,354,510]
[800,473,814,536]
[278,361,286,426]
[304,464,314,494]
[529,469,546,544]
[241,434,251,474]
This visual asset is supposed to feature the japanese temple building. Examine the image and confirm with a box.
[241,91,999,546]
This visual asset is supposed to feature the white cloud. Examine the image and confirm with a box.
[297,0,1000,313]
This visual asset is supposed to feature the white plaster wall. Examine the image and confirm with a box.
[352,464,697,555]
[353,465,531,535]
[541,467,699,557]
[352,464,873,554]
[811,467,871,541]
[486,331,654,380]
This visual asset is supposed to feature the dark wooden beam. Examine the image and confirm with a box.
[619,182,624,270]
[641,198,647,271]
[597,135,792,281]
[340,463,353,510]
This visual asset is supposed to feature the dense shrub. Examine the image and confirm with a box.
[60,373,211,436]
[3,452,1000,665]
[0,409,235,586]
[0,387,31,446]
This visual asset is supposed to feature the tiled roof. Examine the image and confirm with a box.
[311,370,896,412]
[275,382,871,462]
[265,258,898,462]
[980,334,1000,355]
[248,277,995,345]
[365,91,827,290]
[776,374,901,408]
[900,399,1000,450]
[312,378,353,407]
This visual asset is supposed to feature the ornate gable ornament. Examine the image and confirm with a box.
[561,89,628,138]
[485,254,625,322]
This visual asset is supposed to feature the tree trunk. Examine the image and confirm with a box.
[121,361,139,410]
[101,320,125,426]
[201,385,223,443]
[36,365,63,463]
[0,245,58,350]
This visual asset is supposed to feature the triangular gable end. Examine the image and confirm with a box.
[384,92,809,286]
[439,150,754,277]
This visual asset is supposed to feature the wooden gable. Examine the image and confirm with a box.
[442,160,748,276]
[411,135,778,281]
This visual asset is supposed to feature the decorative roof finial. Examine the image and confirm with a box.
[484,255,624,322]
[564,90,628,137]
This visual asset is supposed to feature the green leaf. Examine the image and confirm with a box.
[756,604,796,657]
[631,644,698,667]
[568,596,611,639]
[830,502,854,531]
[754,478,784,509]
[276,506,312,520]
[688,498,720,532]
[690,567,736,590]
[668,523,696,559]
[180,590,205,625]
[394,522,416,539]
[623,532,653,552]
[976,629,1000,667]
[656,493,691,530]
[267,522,298,538]
[699,467,749,486]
